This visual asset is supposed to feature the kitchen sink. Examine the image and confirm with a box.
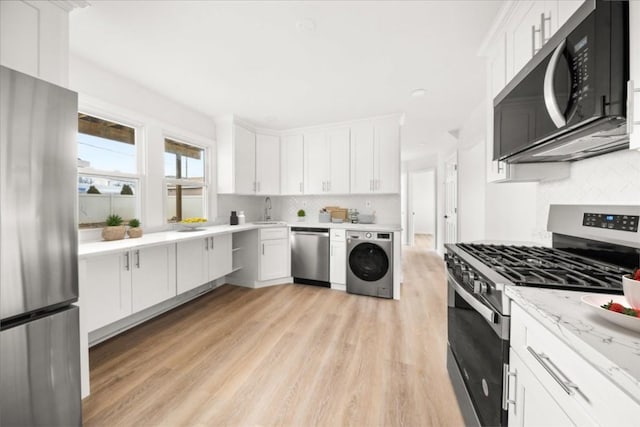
[252,221,284,225]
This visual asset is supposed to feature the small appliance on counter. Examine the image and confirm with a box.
[358,211,376,224]
[445,204,639,427]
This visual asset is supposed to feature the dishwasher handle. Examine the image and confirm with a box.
[291,231,330,237]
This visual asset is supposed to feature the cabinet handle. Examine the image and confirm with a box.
[540,12,551,46]
[299,182,303,193]
[257,181,261,192]
[322,181,326,192]
[526,346,580,396]
[531,24,541,56]
[205,237,209,251]
[210,237,214,250]
[135,250,140,269]
[124,252,130,271]
[327,181,331,192]
[502,363,517,410]
[253,181,256,192]
[262,243,265,255]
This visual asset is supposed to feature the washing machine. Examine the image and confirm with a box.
[346,230,393,298]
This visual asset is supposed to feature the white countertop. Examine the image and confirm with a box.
[505,285,640,403]
[78,221,401,258]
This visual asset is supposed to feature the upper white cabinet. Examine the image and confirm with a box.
[255,133,280,195]
[280,134,305,195]
[304,128,350,194]
[351,118,400,194]
[630,0,640,151]
[217,118,281,195]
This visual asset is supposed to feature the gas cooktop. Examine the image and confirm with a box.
[456,243,628,293]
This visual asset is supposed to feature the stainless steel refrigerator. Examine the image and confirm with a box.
[0,66,81,426]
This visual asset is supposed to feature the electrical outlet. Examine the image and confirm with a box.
[365,200,372,208]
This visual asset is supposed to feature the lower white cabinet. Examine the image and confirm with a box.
[131,245,176,312]
[329,229,346,285]
[177,234,233,294]
[507,350,576,427]
[83,244,176,332]
[259,227,289,281]
[83,252,132,332]
[508,302,640,426]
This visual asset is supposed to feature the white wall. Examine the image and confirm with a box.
[410,170,436,234]
[69,56,217,236]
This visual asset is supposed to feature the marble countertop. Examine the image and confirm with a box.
[79,221,401,258]
[505,285,640,403]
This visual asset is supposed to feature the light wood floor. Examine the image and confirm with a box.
[414,233,435,250]
[83,244,463,426]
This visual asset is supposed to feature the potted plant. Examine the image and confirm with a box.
[120,184,134,195]
[86,185,100,194]
[127,218,143,238]
[297,209,306,222]
[101,214,126,241]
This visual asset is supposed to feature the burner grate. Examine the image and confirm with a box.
[458,243,629,293]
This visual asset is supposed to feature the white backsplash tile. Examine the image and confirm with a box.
[534,149,640,244]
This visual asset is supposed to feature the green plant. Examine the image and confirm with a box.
[105,214,123,226]
[120,184,133,195]
[128,218,141,228]
[297,209,306,217]
[86,185,100,194]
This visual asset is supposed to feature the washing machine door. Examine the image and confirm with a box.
[349,242,389,281]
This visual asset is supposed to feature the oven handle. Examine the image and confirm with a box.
[448,271,496,324]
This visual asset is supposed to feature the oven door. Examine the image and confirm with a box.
[447,271,509,427]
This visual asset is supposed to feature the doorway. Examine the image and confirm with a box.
[444,152,458,245]
[406,169,436,250]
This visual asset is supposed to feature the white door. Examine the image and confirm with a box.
[255,133,280,194]
[209,234,233,281]
[374,118,400,193]
[259,239,289,281]
[329,240,346,285]
[176,238,207,294]
[131,245,176,312]
[350,123,374,193]
[280,134,304,195]
[234,125,256,194]
[444,153,458,245]
[83,252,132,332]
[326,128,350,194]
[401,173,408,245]
[303,131,327,194]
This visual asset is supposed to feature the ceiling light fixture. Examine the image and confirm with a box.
[411,88,426,98]
[296,18,316,32]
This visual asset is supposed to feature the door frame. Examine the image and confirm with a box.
[443,152,458,245]
[406,168,437,248]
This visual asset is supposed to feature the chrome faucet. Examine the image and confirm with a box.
[264,197,272,221]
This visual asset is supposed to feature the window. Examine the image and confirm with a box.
[77,113,140,228]
[164,138,206,222]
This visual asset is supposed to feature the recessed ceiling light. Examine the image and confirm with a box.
[411,88,426,98]
[296,18,316,32]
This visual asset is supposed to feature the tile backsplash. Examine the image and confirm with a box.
[533,149,640,244]
[217,194,400,225]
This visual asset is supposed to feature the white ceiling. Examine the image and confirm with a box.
[69,1,502,161]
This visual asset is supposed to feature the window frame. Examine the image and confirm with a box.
[162,134,208,223]
[76,107,145,229]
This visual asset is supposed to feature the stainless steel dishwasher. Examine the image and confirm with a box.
[290,227,330,287]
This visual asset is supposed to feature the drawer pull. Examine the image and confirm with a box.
[527,346,580,396]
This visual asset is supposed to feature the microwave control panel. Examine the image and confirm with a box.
[570,36,590,102]
[583,213,639,232]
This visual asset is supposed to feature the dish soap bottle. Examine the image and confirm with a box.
[238,211,246,225]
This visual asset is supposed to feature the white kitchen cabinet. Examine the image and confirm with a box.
[557,1,584,28]
[255,133,280,194]
[259,227,289,281]
[82,252,132,332]
[350,119,400,194]
[131,245,177,312]
[509,303,640,426]
[208,233,233,281]
[280,134,305,194]
[177,234,233,294]
[304,128,350,194]
[217,118,281,195]
[176,238,208,294]
[233,124,256,194]
[329,229,346,285]
[630,0,640,151]
[507,350,576,427]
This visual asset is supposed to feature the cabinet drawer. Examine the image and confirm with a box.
[511,303,639,425]
[330,229,346,241]
[260,227,288,241]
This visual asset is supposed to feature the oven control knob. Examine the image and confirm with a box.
[474,280,488,294]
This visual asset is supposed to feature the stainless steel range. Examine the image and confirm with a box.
[445,204,640,427]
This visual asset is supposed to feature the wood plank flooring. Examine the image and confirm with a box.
[83,243,463,426]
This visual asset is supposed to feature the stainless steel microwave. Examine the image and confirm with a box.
[494,0,628,163]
